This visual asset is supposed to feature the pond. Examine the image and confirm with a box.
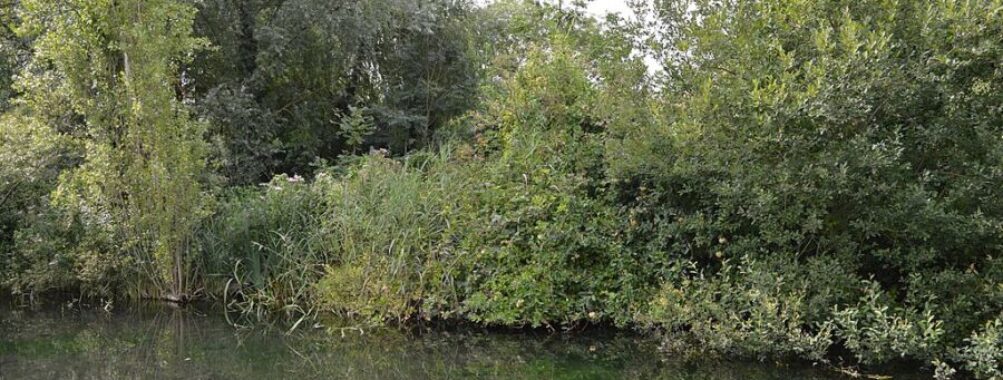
[0,301,905,380]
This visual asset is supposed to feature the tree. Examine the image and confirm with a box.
[14,0,209,300]
[191,0,481,184]
[0,0,29,111]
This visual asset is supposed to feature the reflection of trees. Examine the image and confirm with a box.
[0,305,894,379]
[1,304,219,379]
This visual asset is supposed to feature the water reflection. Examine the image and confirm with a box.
[1,303,857,380]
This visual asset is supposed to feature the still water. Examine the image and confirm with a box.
[1,302,882,380]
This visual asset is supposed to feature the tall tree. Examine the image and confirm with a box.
[17,0,208,300]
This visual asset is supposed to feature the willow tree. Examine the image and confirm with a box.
[17,0,208,300]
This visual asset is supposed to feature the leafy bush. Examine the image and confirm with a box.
[454,36,644,327]
[0,111,85,295]
[831,281,945,365]
[240,13,657,328]
[619,0,1003,375]
[642,257,834,362]
[958,315,1003,380]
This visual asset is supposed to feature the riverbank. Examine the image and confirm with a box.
[3,1,1003,378]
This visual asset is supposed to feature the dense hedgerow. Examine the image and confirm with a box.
[3,0,1003,377]
[621,0,1003,374]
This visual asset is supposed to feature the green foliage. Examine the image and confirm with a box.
[196,84,281,186]
[831,281,945,365]
[958,314,1003,380]
[336,106,375,152]
[198,150,471,323]
[0,111,82,293]
[4,0,1003,377]
[220,5,654,328]
[456,35,635,327]
[197,174,329,320]
[643,258,833,362]
[191,0,481,183]
[0,2,27,111]
[314,151,469,323]
[7,0,210,299]
[633,0,1003,266]
[625,0,1003,373]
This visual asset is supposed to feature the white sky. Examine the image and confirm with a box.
[582,0,636,19]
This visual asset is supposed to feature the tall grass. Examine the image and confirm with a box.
[314,148,473,323]
[194,147,473,325]
[195,174,330,324]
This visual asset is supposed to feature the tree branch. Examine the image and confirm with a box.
[0,181,21,210]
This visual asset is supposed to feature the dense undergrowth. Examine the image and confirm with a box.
[3,0,1003,377]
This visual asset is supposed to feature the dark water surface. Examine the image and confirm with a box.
[0,302,904,380]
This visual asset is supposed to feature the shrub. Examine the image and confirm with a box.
[0,111,86,295]
[626,0,1003,374]
[958,315,1003,380]
[831,281,945,365]
[447,27,662,327]
[642,257,834,362]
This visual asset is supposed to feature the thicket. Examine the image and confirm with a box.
[2,0,1003,377]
